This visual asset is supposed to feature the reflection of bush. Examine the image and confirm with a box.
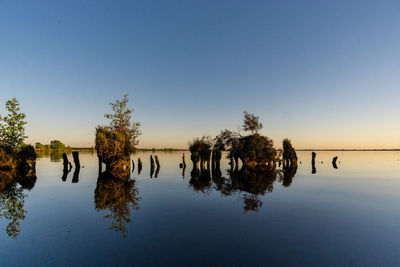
[94,173,140,237]
[189,168,211,193]
[242,194,263,213]
[0,171,36,239]
[282,164,297,187]
[231,168,277,195]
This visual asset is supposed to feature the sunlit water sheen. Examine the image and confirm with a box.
[1,151,400,266]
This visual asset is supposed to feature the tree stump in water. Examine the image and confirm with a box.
[62,153,72,171]
[311,152,316,174]
[155,155,160,168]
[332,156,338,169]
[72,151,80,168]
[182,153,186,168]
[150,155,155,169]
[138,158,142,175]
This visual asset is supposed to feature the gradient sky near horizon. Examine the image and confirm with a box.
[1,0,400,149]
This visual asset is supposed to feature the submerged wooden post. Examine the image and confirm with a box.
[332,156,338,169]
[150,155,155,169]
[155,155,160,168]
[138,158,142,175]
[62,153,72,171]
[311,152,316,174]
[72,151,80,168]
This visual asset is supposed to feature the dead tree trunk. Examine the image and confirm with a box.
[312,152,316,174]
[155,155,160,168]
[138,158,142,175]
[72,151,80,168]
[332,156,338,169]
[150,155,155,169]
[62,153,72,171]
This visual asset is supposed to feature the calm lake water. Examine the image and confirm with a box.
[1,151,400,266]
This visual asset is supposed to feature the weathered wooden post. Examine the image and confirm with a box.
[155,155,160,168]
[132,160,135,172]
[332,156,338,169]
[62,153,72,171]
[72,151,80,168]
[72,167,80,183]
[150,155,155,169]
[155,166,160,178]
[312,152,316,174]
[138,158,142,175]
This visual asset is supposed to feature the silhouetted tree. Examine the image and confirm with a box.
[282,138,297,167]
[242,111,263,134]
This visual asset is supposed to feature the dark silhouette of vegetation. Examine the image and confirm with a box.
[0,170,37,239]
[242,111,263,134]
[94,172,140,237]
[210,112,276,170]
[95,95,141,178]
[282,138,297,167]
[189,136,212,170]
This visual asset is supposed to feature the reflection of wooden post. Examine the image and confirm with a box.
[62,153,72,171]
[72,167,80,183]
[155,155,160,168]
[182,153,186,168]
[150,155,155,169]
[138,158,142,175]
[72,151,80,168]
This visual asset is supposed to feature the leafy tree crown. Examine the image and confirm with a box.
[0,98,27,151]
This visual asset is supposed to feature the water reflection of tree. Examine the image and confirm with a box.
[94,173,140,237]
[190,165,295,213]
[0,171,36,239]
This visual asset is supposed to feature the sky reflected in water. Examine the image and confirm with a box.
[1,151,400,266]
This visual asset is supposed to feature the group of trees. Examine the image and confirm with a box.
[189,111,297,171]
[35,140,67,150]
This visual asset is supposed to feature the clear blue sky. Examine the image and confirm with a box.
[1,0,400,149]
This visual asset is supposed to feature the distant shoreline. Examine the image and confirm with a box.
[35,148,400,153]
[296,149,400,151]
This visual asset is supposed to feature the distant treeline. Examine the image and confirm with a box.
[35,141,184,152]
[296,149,400,151]
[137,148,186,152]
[35,140,95,151]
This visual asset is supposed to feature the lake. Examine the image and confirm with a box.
[1,151,400,266]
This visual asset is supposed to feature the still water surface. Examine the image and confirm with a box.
[1,151,400,266]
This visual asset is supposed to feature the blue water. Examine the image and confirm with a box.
[0,151,400,266]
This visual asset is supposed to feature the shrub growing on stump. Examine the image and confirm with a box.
[0,98,36,173]
[95,95,141,179]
